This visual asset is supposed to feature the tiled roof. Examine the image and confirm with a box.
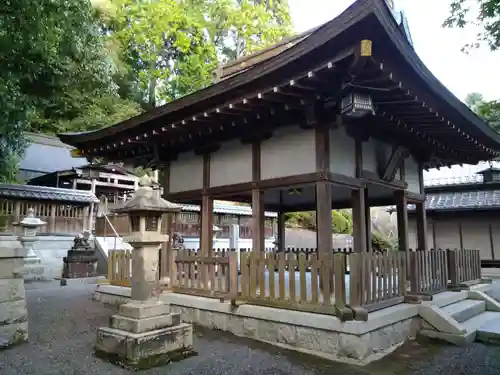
[0,184,98,204]
[408,190,500,212]
[180,203,277,217]
[19,133,87,175]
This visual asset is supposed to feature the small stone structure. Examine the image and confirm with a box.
[61,231,98,280]
[95,175,194,370]
[0,241,29,349]
[16,209,46,281]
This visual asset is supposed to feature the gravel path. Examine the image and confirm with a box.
[2,281,500,375]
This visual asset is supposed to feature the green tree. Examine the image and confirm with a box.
[465,92,500,132]
[444,0,500,51]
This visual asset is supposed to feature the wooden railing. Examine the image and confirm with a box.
[170,249,237,298]
[349,251,406,316]
[234,252,348,317]
[105,247,484,320]
[108,250,132,287]
[409,249,448,296]
[447,248,481,286]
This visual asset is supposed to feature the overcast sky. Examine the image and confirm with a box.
[288,0,500,180]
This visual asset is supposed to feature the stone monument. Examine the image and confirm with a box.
[61,231,98,281]
[16,208,46,281]
[94,175,194,370]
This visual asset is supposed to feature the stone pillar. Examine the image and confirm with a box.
[0,245,28,349]
[95,175,194,370]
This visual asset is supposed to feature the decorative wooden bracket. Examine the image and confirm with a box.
[380,146,408,181]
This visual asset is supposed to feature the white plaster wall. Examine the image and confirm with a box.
[434,220,461,249]
[210,140,252,187]
[182,237,276,251]
[362,139,377,173]
[405,156,421,193]
[260,125,316,180]
[169,152,203,193]
[329,126,355,177]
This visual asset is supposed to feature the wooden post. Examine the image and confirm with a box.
[251,189,265,253]
[316,181,333,293]
[364,188,372,251]
[395,190,409,253]
[277,212,286,252]
[415,202,428,251]
[315,181,332,256]
[88,178,97,232]
[352,188,367,253]
[200,195,213,287]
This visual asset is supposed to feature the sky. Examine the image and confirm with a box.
[288,0,500,181]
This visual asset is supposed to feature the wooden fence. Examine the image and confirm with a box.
[349,251,406,314]
[0,198,86,234]
[408,249,448,296]
[447,248,481,286]
[106,247,484,320]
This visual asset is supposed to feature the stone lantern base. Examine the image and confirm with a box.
[95,300,195,370]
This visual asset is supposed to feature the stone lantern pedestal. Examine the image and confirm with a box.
[94,175,194,370]
[16,209,46,281]
[61,231,98,281]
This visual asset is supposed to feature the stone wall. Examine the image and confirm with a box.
[170,305,420,364]
[0,246,28,348]
[0,234,75,281]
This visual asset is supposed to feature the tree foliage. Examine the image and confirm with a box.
[465,92,500,132]
[444,0,500,51]
[1,0,292,180]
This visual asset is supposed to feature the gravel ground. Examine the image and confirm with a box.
[2,281,500,375]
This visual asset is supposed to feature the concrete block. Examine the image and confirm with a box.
[418,304,465,335]
[119,300,170,319]
[0,258,24,278]
[111,312,181,333]
[0,278,25,304]
[419,328,476,346]
[469,290,500,312]
[0,321,28,349]
[0,299,28,326]
[95,323,195,370]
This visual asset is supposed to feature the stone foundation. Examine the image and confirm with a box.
[93,285,421,365]
[171,304,420,364]
[0,247,29,349]
[95,300,195,370]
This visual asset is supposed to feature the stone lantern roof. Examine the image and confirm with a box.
[112,175,181,215]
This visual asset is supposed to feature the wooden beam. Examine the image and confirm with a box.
[380,146,407,181]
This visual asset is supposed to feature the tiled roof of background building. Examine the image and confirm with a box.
[0,184,98,204]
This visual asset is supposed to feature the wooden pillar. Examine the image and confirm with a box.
[395,190,409,253]
[72,178,77,190]
[315,181,332,256]
[458,222,464,249]
[352,188,367,253]
[88,178,96,232]
[415,202,428,251]
[489,222,495,260]
[277,212,286,252]
[364,188,372,252]
[251,189,265,252]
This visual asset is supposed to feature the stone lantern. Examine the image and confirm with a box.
[95,175,194,370]
[16,208,46,279]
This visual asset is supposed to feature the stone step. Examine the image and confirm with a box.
[442,299,486,323]
[111,312,181,333]
[462,311,500,333]
[476,317,500,344]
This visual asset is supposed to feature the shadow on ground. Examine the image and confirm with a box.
[2,281,500,375]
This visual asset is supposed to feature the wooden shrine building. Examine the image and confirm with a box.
[58,0,500,262]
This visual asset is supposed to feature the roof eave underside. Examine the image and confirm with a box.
[58,0,500,160]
